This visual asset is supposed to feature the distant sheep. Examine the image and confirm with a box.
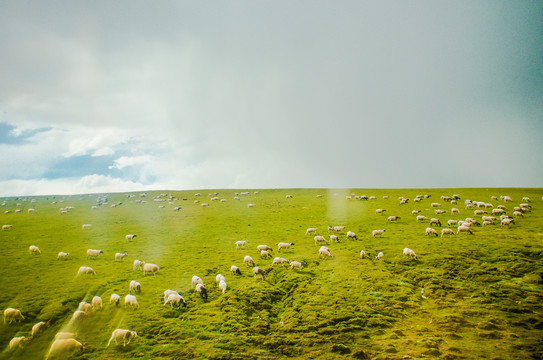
[218,280,227,294]
[57,252,69,260]
[403,248,417,259]
[133,260,145,271]
[441,228,455,237]
[318,246,333,258]
[77,266,96,276]
[376,252,384,260]
[260,250,272,258]
[360,250,366,259]
[164,293,187,309]
[107,329,138,347]
[387,215,400,222]
[78,301,92,314]
[143,263,159,275]
[124,294,139,309]
[305,228,318,235]
[71,310,86,323]
[92,296,102,311]
[447,220,458,227]
[86,249,103,259]
[314,235,327,246]
[272,257,290,266]
[4,308,24,324]
[290,261,303,270]
[278,242,295,252]
[191,276,204,288]
[425,228,439,237]
[31,321,49,337]
[329,235,339,243]
[430,218,441,227]
[194,283,208,300]
[115,252,128,261]
[82,224,92,229]
[230,265,242,275]
[457,225,473,234]
[110,294,120,306]
[372,229,385,237]
[346,231,358,240]
[256,245,273,253]
[375,209,387,214]
[252,266,265,280]
[29,245,41,255]
[247,204,256,208]
[125,234,137,241]
[501,218,515,227]
[46,338,84,359]
[2,225,12,230]
[9,336,29,351]
[129,280,141,294]
[417,215,429,222]
[235,240,249,249]
[243,255,255,266]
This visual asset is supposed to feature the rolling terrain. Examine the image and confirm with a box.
[0,188,542,359]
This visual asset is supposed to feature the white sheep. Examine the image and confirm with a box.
[2,224,12,230]
[71,310,86,323]
[57,252,69,260]
[129,280,141,293]
[218,280,227,294]
[314,235,327,246]
[492,208,505,215]
[441,228,455,237]
[163,289,179,303]
[29,245,41,255]
[416,215,429,222]
[387,215,400,222]
[92,296,102,311]
[106,329,138,347]
[235,240,249,249]
[133,260,145,271]
[451,208,460,214]
[447,219,458,227]
[501,218,515,227]
[290,261,303,270]
[330,235,339,243]
[332,226,346,233]
[375,209,387,214]
[31,321,49,337]
[403,248,417,259]
[115,252,128,261]
[513,211,523,217]
[247,203,256,208]
[10,336,29,351]
[435,209,446,215]
[125,234,137,241]
[425,227,438,237]
[54,332,77,339]
[318,246,333,258]
[124,294,139,309]
[376,252,384,260]
[78,301,92,314]
[4,308,24,324]
[430,218,441,227]
[260,250,272,258]
[191,275,204,288]
[360,250,366,259]
[457,225,473,234]
[46,338,84,359]
[86,249,103,259]
[194,283,208,300]
[482,220,494,227]
[256,245,273,253]
[230,265,242,275]
[82,224,92,229]
[372,229,385,237]
[305,227,318,235]
[164,293,187,309]
[278,242,295,252]
[346,231,358,240]
[110,294,120,306]
[243,255,255,266]
[143,263,159,275]
[411,210,421,215]
[272,257,290,266]
[431,203,441,208]
[77,266,96,276]
[252,266,265,280]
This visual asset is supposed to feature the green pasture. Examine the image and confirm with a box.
[0,188,542,359]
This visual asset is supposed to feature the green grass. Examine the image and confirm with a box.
[0,188,542,359]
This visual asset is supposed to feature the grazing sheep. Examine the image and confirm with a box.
[278,242,295,252]
[387,215,400,222]
[247,204,256,208]
[92,296,102,311]
[403,248,418,259]
[314,235,327,246]
[260,250,272,258]
[110,294,120,306]
[435,209,446,215]
[501,218,515,227]
[425,228,439,237]
[243,255,255,266]
[252,266,266,280]
[503,196,513,202]
[2,224,12,230]
[107,329,138,347]
[411,210,421,215]
[230,265,242,275]
[218,280,227,294]
[330,235,339,243]
[72,310,86,323]
[318,246,333,258]
[78,301,92,314]
[82,224,92,229]
[522,197,531,202]
[143,263,159,275]
[129,280,141,294]
[286,194,293,198]
[457,225,473,234]
[346,231,358,240]
[31,321,49,337]
[235,240,249,249]
[372,229,385,237]
[191,276,204,288]
[474,210,487,216]
[447,219,458,227]
[360,250,366,259]
[482,220,494,226]
[256,245,273,253]
[305,227,318,235]
[430,218,442,227]
[57,252,69,260]
[4,308,24,324]
[333,226,346,233]
[86,249,103,259]
[375,209,387,214]
[513,211,523,217]
[441,228,455,237]
[451,208,460,214]
[272,257,290,266]
[29,245,41,255]
[10,336,29,351]
[290,261,303,270]
[492,208,505,215]
[77,266,96,276]
[115,252,128,261]
[431,203,441,208]
[194,283,208,300]
[417,215,429,222]
[125,234,137,241]
[216,274,226,284]
[164,293,187,309]
[376,252,384,260]
[124,295,139,309]
[46,338,84,359]
[133,260,145,271]
[54,332,77,339]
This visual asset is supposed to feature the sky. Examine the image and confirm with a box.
[0,1,542,196]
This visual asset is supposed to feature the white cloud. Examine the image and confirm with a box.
[108,155,154,170]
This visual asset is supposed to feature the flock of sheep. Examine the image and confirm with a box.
[1,191,538,358]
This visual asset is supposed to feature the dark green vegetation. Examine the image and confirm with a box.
[1,188,542,359]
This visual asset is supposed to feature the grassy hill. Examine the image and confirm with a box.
[1,188,542,359]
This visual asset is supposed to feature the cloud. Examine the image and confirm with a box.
[108,155,153,170]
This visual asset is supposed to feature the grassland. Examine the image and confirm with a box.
[0,188,542,360]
